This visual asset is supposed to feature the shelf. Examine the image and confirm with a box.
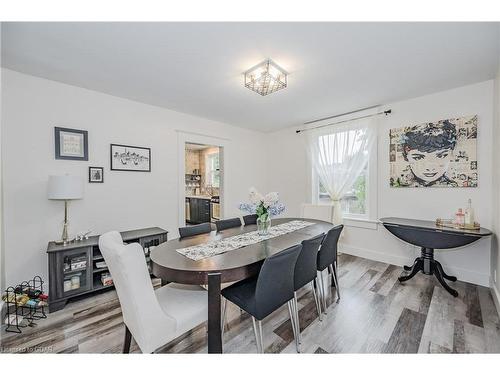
[62,286,90,297]
[93,267,109,273]
[93,273,113,291]
[92,283,114,292]
[63,268,87,276]
[47,227,169,313]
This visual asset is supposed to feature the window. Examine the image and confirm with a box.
[318,165,368,216]
[206,152,220,188]
[311,123,374,220]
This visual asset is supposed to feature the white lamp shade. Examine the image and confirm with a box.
[48,175,84,200]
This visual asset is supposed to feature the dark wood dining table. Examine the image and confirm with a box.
[150,217,334,354]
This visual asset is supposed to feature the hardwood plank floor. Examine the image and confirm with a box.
[1,254,499,354]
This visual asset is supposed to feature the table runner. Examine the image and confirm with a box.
[177,220,315,261]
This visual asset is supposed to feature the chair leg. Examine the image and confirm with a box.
[258,320,264,353]
[123,325,132,354]
[293,292,302,345]
[287,301,300,353]
[251,317,262,353]
[318,270,327,312]
[329,262,340,301]
[310,280,322,321]
[221,297,227,336]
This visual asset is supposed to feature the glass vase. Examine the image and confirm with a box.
[257,215,271,236]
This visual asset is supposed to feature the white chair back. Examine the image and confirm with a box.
[98,231,176,353]
[301,203,334,223]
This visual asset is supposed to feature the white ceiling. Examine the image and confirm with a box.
[2,22,499,132]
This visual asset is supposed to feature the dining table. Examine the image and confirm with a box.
[150,217,334,354]
[380,217,492,297]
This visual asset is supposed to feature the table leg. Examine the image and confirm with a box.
[435,261,458,282]
[207,272,222,354]
[398,258,423,282]
[421,247,433,275]
[398,249,459,298]
[403,258,418,271]
[433,262,459,297]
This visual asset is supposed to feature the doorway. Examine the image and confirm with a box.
[184,142,222,226]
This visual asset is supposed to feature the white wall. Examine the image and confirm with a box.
[492,61,500,309]
[266,80,494,286]
[0,24,5,302]
[0,69,267,288]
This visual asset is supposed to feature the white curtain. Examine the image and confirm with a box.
[306,117,376,224]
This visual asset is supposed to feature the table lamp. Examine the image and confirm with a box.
[48,175,84,245]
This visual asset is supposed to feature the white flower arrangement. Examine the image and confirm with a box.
[239,187,285,220]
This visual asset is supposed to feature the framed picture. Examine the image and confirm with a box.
[54,127,88,161]
[89,167,104,183]
[110,144,151,172]
[389,115,478,188]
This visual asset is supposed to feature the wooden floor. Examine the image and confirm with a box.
[1,254,500,354]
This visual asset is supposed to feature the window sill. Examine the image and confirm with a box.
[342,217,379,230]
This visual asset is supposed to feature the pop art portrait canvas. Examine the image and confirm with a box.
[389,115,478,188]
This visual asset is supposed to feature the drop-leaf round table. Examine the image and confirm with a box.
[380,217,492,298]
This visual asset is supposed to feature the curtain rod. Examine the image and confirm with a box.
[303,104,381,125]
[295,109,391,134]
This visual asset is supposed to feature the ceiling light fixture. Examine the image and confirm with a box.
[244,59,287,96]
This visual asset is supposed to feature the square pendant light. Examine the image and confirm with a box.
[244,59,287,96]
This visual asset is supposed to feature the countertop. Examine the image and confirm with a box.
[186,195,212,200]
[47,227,168,252]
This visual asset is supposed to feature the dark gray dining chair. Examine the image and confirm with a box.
[215,217,242,231]
[221,244,302,353]
[178,223,212,239]
[292,233,325,345]
[242,214,258,225]
[317,225,343,310]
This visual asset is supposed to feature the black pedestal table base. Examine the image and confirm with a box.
[398,247,459,298]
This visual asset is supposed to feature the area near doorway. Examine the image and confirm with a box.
[184,143,222,226]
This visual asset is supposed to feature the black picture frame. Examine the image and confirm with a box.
[110,143,151,172]
[89,167,104,183]
[54,127,89,161]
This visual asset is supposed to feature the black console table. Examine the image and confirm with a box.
[380,217,491,297]
[47,227,168,312]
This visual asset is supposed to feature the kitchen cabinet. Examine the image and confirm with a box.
[187,197,211,224]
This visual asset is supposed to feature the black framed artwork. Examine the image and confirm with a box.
[89,167,104,183]
[54,127,89,161]
[110,144,151,172]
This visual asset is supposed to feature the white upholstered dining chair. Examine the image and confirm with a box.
[98,231,208,353]
[300,203,334,223]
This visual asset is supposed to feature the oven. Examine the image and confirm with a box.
[210,196,220,221]
[185,198,190,222]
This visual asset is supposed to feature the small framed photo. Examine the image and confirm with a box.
[54,127,88,161]
[89,167,104,183]
[110,144,151,172]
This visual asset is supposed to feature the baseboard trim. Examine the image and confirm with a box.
[490,278,500,319]
[340,243,409,268]
[340,243,490,287]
